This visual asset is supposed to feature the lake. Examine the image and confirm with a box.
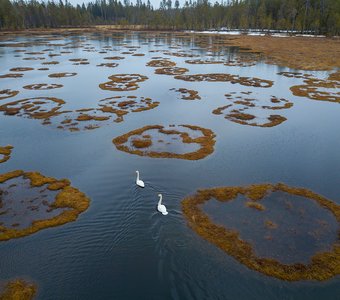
[0,31,339,299]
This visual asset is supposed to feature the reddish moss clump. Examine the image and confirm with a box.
[112,124,216,160]
[0,170,90,241]
[182,183,340,281]
[0,279,37,300]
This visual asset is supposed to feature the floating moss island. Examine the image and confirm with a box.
[0,145,13,164]
[182,183,340,281]
[0,170,90,241]
[112,125,216,160]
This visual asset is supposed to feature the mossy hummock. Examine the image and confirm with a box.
[0,170,90,241]
[182,183,340,281]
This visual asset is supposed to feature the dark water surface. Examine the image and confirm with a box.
[0,32,339,299]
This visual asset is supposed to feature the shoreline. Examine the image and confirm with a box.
[0,26,339,71]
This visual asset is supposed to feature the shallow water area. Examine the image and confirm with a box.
[0,31,340,299]
[0,177,62,229]
[202,191,338,265]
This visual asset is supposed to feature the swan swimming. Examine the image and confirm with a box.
[157,194,168,215]
[136,170,145,188]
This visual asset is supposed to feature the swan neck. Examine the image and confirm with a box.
[158,195,162,205]
[136,171,139,181]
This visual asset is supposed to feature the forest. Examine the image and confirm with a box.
[0,0,339,35]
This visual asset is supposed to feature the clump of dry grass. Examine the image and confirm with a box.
[0,145,13,164]
[245,201,265,211]
[173,88,201,100]
[131,138,152,148]
[0,279,37,300]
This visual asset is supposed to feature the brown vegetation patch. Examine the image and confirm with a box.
[277,72,312,79]
[48,95,159,131]
[0,97,65,119]
[265,220,278,229]
[9,67,34,72]
[69,58,88,62]
[223,35,340,71]
[48,72,77,78]
[96,62,118,68]
[0,73,24,79]
[0,145,13,164]
[174,73,273,88]
[181,183,340,281]
[42,61,59,65]
[155,67,188,75]
[0,89,19,100]
[131,138,152,148]
[99,74,148,91]
[23,83,63,90]
[290,75,340,103]
[0,279,37,300]
[213,91,291,127]
[224,54,259,67]
[164,51,200,58]
[171,88,201,100]
[0,170,90,241]
[185,59,224,65]
[104,56,125,60]
[98,95,159,122]
[146,59,176,67]
[245,201,265,211]
[22,57,45,61]
[112,124,215,160]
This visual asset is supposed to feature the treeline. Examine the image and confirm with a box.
[0,0,339,35]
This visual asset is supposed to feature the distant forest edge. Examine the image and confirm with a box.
[0,0,339,35]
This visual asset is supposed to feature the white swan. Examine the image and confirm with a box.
[157,194,168,215]
[136,170,145,188]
